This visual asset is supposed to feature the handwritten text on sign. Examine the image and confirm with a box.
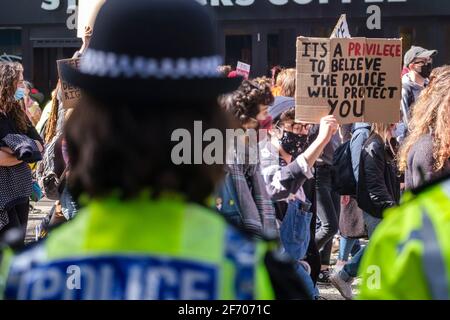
[295,37,402,124]
[57,58,81,109]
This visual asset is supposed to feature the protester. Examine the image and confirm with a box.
[311,127,342,282]
[34,81,67,230]
[271,65,283,94]
[35,25,92,230]
[272,68,287,97]
[217,65,233,77]
[35,87,56,135]
[1,0,449,303]
[330,123,401,298]
[0,0,313,300]
[401,46,437,128]
[279,68,296,98]
[0,62,43,244]
[334,124,370,271]
[265,96,321,287]
[273,66,341,283]
[34,33,90,235]
[254,76,272,89]
[29,87,45,108]
[330,123,371,299]
[259,103,338,298]
[219,79,278,236]
[21,81,42,126]
[59,136,78,221]
[11,65,41,127]
[398,65,450,190]
[358,123,400,222]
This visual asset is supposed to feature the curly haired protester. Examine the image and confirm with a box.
[0,0,314,300]
[218,79,278,237]
[0,63,43,244]
[398,65,450,190]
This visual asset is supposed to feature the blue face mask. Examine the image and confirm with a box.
[15,87,25,101]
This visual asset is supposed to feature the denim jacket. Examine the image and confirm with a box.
[216,173,243,227]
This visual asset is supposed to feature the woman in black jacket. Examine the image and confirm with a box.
[331,123,400,299]
[357,123,400,231]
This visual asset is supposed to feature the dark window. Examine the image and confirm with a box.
[0,28,22,62]
[445,25,450,65]
[313,24,333,38]
[268,34,280,70]
[225,35,252,67]
[33,47,78,99]
[399,26,415,59]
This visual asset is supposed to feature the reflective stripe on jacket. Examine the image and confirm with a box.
[358,179,450,300]
[0,196,275,300]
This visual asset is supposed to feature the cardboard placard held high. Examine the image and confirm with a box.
[295,37,402,124]
[57,59,81,109]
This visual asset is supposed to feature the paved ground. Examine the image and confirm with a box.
[27,199,357,300]
[26,199,54,243]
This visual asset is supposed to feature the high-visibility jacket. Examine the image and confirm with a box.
[358,178,450,300]
[0,195,276,300]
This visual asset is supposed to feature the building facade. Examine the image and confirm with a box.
[1,0,449,98]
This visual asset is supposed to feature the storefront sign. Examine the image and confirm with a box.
[41,0,60,11]
[195,0,407,6]
[41,0,77,30]
[295,36,402,124]
[40,0,409,32]
[41,0,408,10]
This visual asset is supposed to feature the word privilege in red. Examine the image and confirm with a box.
[348,42,402,57]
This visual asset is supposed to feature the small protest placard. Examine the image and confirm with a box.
[57,59,81,109]
[330,14,351,39]
[295,37,402,124]
[236,61,251,79]
[77,0,106,38]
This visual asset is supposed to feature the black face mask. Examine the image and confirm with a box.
[280,131,309,159]
[419,63,432,79]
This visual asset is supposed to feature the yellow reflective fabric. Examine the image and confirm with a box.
[44,195,275,300]
[0,247,14,300]
[358,181,450,300]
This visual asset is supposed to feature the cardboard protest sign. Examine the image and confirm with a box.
[295,37,402,124]
[57,59,81,109]
[236,61,251,79]
[330,14,351,39]
[77,0,106,38]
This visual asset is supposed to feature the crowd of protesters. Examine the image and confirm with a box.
[0,39,85,243]
[0,0,449,301]
[214,44,449,299]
